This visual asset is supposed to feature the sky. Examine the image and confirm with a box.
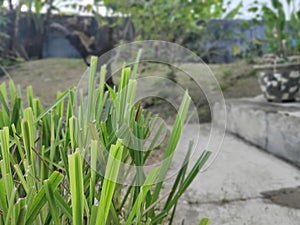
[229,0,299,20]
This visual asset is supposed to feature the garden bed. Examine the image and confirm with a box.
[1,58,261,123]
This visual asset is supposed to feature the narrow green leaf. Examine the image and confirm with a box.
[68,150,85,225]
[26,86,34,109]
[95,139,124,225]
[125,167,160,225]
[89,140,98,207]
[4,187,17,225]
[106,84,117,103]
[25,171,64,225]
[0,178,8,216]
[15,198,26,225]
[90,205,98,225]
[45,181,60,225]
[96,64,107,123]
[9,80,16,106]
[167,141,194,225]
[11,97,22,128]
[151,91,191,205]
[34,88,71,123]
[53,191,72,220]
[0,85,9,118]
[225,1,242,19]
[55,91,65,118]
[87,56,98,122]
[0,110,10,127]
[199,218,210,225]
[0,127,13,204]
[0,127,11,175]
[14,164,30,194]
[132,49,142,80]
[153,151,211,223]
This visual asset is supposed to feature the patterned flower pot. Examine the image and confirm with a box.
[253,62,300,102]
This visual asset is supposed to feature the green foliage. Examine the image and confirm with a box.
[243,39,264,64]
[0,56,211,224]
[249,0,300,56]
[102,0,242,43]
[0,0,58,62]
[199,218,210,225]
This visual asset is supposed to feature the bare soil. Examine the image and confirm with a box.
[1,58,261,121]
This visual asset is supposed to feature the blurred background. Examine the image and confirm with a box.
[1,0,299,63]
[2,0,300,122]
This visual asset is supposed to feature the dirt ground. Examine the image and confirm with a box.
[1,58,261,122]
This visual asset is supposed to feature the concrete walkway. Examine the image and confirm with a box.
[169,124,300,225]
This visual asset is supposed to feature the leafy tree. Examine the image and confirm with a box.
[0,0,57,62]
[98,0,241,80]
[101,0,242,44]
[23,0,57,58]
[0,0,26,63]
[248,0,300,56]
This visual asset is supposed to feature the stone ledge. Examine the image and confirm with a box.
[213,95,300,167]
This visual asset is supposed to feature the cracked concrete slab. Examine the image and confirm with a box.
[261,186,300,209]
[175,198,300,225]
[168,124,300,225]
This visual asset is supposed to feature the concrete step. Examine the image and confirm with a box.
[213,95,300,167]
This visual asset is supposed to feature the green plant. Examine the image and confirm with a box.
[103,0,241,42]
[244,38,264,64]
[24,0,58,58]
[0,56,211,224]
[285,2,300,57]
[249,0,300,57]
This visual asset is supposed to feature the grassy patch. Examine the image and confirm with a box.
[0,56,211,224]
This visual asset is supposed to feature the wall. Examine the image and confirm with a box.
[1,15,267,63]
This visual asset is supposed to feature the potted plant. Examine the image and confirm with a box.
[250,0,300,102]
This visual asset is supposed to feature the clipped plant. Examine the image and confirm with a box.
[249,0,300,58]
[0,56,211,224]
[249,0,300,102]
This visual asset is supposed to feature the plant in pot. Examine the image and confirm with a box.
[250,0,300,102]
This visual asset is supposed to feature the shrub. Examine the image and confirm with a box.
[0,56,210,224]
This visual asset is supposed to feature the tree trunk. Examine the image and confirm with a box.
[8,0,13,11]
[11,2,29,60]
[12,9,19,54]
[37,25,44,59]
